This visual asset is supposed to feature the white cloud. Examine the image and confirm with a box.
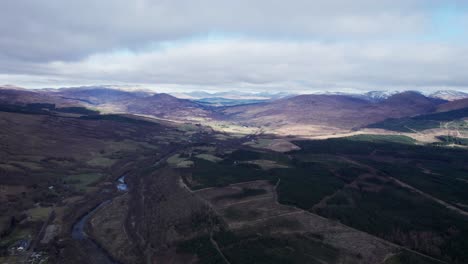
[2,39,468,92]
[0,0,467,92]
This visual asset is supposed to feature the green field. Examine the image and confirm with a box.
[346,134,417,144]
[64,173,103,191]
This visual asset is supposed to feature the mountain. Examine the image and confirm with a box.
[124,93,213,120]
[171,90,293,100]
[0,87,449,131]
[0,86,81,107]
[222,91,442,131]
[321,90,468,103]
[380,91,444,107]
[368,107,468,132]
[429,90,468,101]
[46,86,150,105]
[41,87,213,120]
[361,90,399,102]
[310,90,398,102]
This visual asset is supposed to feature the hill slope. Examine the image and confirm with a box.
[124,93,213,120]
[437,98,468,112]
[49,87,147,105]
[43,87,214,120]
[222,91,441,131]
[0,87,82,107]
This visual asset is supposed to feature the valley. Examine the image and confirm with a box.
[0,87,467,264]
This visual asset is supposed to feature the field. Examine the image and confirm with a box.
[64,173,103,191]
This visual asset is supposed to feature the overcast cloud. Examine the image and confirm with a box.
[1,0,468,92]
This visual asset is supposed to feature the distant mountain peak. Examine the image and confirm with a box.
[429,90,468,101]
[362,90,400,102]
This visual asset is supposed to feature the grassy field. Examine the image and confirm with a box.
[346,134,417,144]
[64,173,103,191]
[26,206,53,221]
[194,153,223,162]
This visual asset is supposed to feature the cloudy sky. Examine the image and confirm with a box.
[1,0,468,93]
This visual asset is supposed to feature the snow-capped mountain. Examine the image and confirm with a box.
[428,90,468,101]
[317,90,399,102]
[360,91,400,102]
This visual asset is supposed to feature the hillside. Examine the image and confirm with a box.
[0,87,83,107]
[368,107,468,132]
[124,93,214,120]
[48,87,147,105]
[222,91,441,131]
[437,98,468,112]
[44,87,214,121]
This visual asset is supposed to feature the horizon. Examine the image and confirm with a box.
[2,84,468,96]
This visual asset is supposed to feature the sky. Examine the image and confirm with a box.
[1,0,468,93]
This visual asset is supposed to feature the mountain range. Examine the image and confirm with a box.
[2,85,468,135]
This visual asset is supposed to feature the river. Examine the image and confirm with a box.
[71,175,128,263]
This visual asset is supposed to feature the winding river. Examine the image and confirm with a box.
[71,175,128,263]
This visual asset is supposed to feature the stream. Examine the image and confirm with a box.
[71,175,128,263]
